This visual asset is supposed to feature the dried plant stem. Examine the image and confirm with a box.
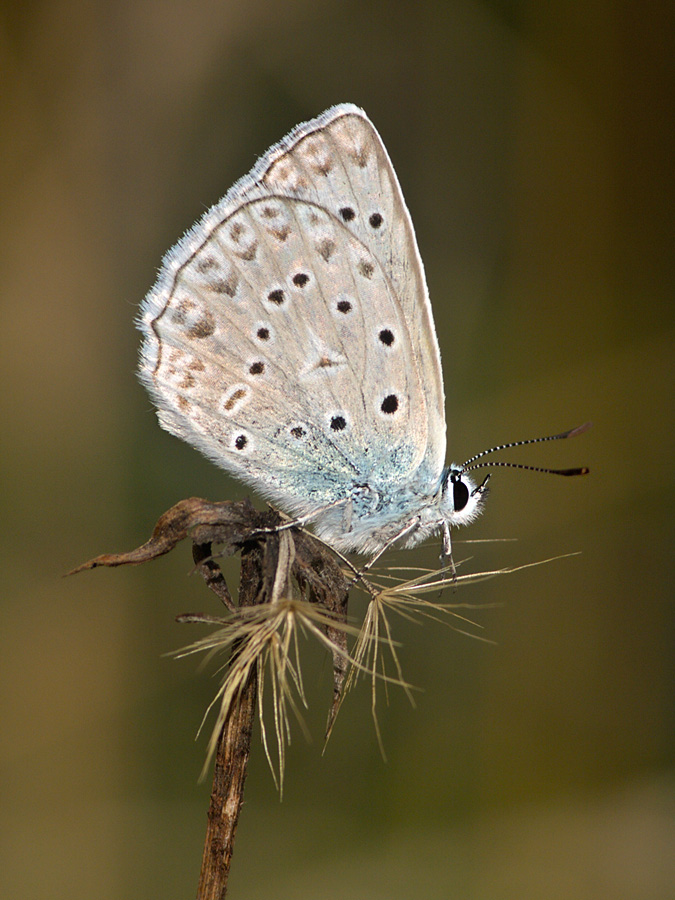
[196,545,263,900]
[197,666,256,899]
[70,498,350,897]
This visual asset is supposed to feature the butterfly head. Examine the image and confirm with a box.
[439,423,591,530]
[440,467,490,527]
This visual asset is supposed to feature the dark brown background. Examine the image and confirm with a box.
[2,1,673,897]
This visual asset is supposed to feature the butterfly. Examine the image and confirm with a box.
[138,104,587,568]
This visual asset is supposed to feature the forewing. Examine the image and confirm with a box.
[139,105,446,516]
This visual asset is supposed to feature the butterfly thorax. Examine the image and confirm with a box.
[310,466,487,555]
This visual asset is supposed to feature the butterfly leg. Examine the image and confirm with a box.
[441,521,457,579]
[255,501,425,593]
[254,498,348,536]
[344,518,422,591]
[358,517,422,579]
[253,501,382,594]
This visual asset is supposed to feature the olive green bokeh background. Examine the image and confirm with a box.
[2,2,673,898]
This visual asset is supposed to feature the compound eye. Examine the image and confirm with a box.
[452,478,470,512]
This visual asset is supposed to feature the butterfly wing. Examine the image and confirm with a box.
[139,104,447,521]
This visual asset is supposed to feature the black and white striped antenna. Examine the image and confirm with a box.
[459,422,591,478]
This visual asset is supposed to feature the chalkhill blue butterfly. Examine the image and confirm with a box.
[138,104,587,568]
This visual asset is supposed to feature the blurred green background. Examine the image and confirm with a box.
[2,1,673,898]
